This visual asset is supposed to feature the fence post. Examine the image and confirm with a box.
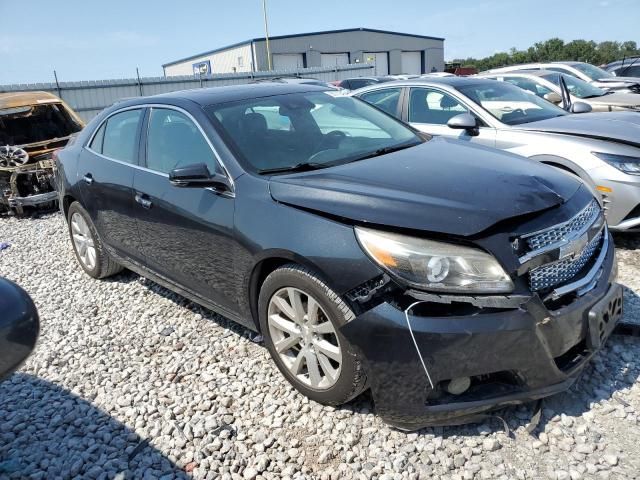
[53,70,62,99]
[136,68,143,96]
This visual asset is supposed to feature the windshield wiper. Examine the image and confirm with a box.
[259,162,329,174]
[349,141,421,162]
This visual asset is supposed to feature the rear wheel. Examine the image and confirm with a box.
[258,264,367,405]
[67,202,123,279]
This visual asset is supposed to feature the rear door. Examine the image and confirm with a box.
[131,106,237,313]
[78,107,145,262]
[404,87,496,147]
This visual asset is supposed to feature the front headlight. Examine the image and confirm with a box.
[355,227,514,293]
[594,152,640,175]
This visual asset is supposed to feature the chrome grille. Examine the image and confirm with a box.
[526,200,600,251]
[529,230,603,291]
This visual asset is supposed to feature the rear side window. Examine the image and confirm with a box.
[100,109,142,164]
[358,88,402,116]
[89,123,106,153]
[146,108,219,174]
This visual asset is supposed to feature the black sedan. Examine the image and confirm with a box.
[56,83,621,429]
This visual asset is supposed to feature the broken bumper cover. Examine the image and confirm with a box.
[7,190,58,208]
[341,236,621,430]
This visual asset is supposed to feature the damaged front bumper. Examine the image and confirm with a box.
[0,159,57,214]
[341,234,621,430]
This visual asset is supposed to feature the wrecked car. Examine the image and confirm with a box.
[0,91,83,214]
[56,84,621,429]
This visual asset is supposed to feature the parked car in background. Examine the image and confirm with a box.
[331,76,395,91]
[486,61,640,93]
[0,278,39,381]
[252,77,339,89]
[56,83,621,429]
[353,77,640,231]
[605,57,640,78]
[0,91,84,214]
[478,70,640,112]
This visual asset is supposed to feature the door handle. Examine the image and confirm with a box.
[83,174,94,185]
[134,193,153,209]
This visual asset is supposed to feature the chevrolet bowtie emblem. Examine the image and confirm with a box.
[559,233,589,260]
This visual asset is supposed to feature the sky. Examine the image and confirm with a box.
[1,0,639,85]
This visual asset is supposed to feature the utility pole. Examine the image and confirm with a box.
[262,0,272,70]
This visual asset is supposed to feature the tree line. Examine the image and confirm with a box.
[453,38,640,71]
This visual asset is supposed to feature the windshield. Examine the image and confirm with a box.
[456,81,568,126]
[206,91,421,173]
[571,63,614,80]
[0,103,82,146]
[541,73,607,98]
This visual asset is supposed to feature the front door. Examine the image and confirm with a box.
[78,108,145,262]
[131,106,237,313]
[405,87,496,147]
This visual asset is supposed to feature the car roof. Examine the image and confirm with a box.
[121,83,331,108]
[371,76,496,88]
[480,69,560,79]
[0,91,63,110]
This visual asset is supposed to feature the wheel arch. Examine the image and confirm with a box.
[529,154,594,187]
[247,250,333,332]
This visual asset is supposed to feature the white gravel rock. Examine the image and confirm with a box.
[1,213,640,479]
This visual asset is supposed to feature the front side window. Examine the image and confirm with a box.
[206,92,421,173]
[101,109,142,164]
[503,77,553,98]
[456,81,568,125]
[146,108,219,174]
[541,73,607,99]
[408,88,467,125]
[358,88,402,116]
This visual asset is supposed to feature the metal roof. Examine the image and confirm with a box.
[163,27,445,67]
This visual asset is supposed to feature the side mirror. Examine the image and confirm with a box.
[0,278,39,381]
[543,92,562,104]
[447,113,479,136]
[169,163,232,193]
[570,102,593,114]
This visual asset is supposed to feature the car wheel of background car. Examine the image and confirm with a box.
[258,264,367,406]
[66,201,123,279]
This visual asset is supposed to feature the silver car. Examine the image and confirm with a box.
[486,61,640,93]
[478,70,640,113]
[351,77,640,231]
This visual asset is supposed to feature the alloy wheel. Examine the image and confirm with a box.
[267,287,342,390]
[70,212,97,271]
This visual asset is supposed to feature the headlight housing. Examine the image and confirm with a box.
[593,152,640,175]
[355,227,514,293]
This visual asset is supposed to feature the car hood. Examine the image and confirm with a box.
[587,92,640,109]
[268,138,581,237]
[515,112,640,147]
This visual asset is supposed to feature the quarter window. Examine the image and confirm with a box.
[146,108,219,174]
[408,88,467,124]
[358,88,402,116]
[101,109,143,164]
[89,122,106,153]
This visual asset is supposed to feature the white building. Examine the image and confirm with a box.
[163,28,445,77]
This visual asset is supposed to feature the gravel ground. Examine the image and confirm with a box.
[1,212,639,480]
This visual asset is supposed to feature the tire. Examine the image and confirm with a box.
[258,264,367,405]
[66,201,123,279]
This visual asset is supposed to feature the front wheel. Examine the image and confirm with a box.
[258,264,367,405]
[67,201,123,279]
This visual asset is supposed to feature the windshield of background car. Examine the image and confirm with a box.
[0,103,83,146]
[572,63,614,80]
[541,73,607,98]
[206,91,421,173]
[456,81,568,125]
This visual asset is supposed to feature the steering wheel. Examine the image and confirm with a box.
[511,108,527,116]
